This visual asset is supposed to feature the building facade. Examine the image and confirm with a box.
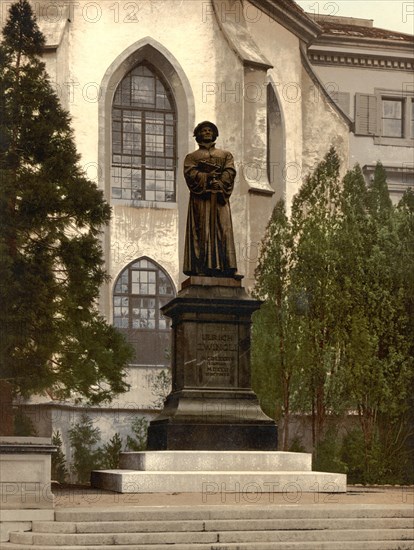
[6,0,412,459]
[307,13,414,203]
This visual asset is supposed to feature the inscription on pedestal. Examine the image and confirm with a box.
[196,324,238,387]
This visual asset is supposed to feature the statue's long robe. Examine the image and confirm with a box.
[183,142,237,277]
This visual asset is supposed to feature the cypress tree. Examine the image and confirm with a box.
[0,1,132,404]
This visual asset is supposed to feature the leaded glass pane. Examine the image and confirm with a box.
[131,75,155,107]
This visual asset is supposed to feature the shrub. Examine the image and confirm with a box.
[68,414,102,483]
[51,430,68,483]
[126,417,149,451]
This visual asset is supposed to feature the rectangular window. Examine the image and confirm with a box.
[356,92,414,145]
[382,99,403,138]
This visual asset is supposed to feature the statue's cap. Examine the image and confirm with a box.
[193,121,219,137]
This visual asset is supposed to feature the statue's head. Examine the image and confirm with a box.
[193,121,219,143]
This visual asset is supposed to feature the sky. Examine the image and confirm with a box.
[295,0,414,34]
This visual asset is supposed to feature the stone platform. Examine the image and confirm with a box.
[91,450,347,494]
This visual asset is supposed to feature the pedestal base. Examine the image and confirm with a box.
[148,278,278,451]
[148,422,277,451]
[91,450,347,494]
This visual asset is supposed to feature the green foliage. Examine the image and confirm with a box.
[59,415,151,482]
[150,369,171,409]
[51,430,68,483]
[338,427,409,485]
[0,0,133,402]
[68,414,102,483]
[253,148,414,481]
[253,149,346,449]
[313,428,347,475]
[13,408,37,436]
[251,304,280,419]
[288,436,306,453]
[126,417,149,451]
[101,433,123,469]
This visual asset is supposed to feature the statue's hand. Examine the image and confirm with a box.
[209,179,222,191]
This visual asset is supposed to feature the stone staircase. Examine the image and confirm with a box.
[3,504,414,549]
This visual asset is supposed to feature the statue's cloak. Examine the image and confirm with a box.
[183,142,237,277]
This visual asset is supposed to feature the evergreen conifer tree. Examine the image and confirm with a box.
[0,0,132,403]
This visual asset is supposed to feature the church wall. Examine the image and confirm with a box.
[58,0,248,291]
[58,0,248,411]
[28,0,351,297]
[7,0,350,448]
[300,65,349,179]
[245,8,304,206]
[235,3,349,286]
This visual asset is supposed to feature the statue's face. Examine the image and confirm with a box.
[197,125,215,142]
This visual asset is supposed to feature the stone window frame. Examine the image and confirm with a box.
[266,82,286,202]
[98,39,195,315]
[374,89,414,146]
[112,257,176,365]
[98,39,195,210]
[111,62,177,204]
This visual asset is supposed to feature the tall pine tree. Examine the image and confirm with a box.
[0,0,132,405]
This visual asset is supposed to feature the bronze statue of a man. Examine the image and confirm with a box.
[183,122,238,278]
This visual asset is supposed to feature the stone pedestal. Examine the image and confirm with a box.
[92,278,347,495]
[91,450,347,493]
[0,437,55,542]
[147,277,277,450]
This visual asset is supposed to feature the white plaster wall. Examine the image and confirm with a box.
[301,66,349,180]
[245,7,305,208]
[59,0,248,289]
[110,206,179,300]
[311,64,410,119]
[64,0,240,177]
[237,2,349,285]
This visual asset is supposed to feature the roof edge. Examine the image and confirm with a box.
[248,0,322,44]
[299,41,353,129]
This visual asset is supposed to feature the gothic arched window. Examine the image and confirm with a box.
[111,63,176,203]
[113,258,175,365]
[267,83,284,200]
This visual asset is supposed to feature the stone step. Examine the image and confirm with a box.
[31,517,414,533]
[3,542,414,550]
[2,531,414,550]
[119,450,312,472]
[55,504,414,522]
[10,531,219,545]
[4,504,412,549]
[217,529,413,543]
[90,469,346,493]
